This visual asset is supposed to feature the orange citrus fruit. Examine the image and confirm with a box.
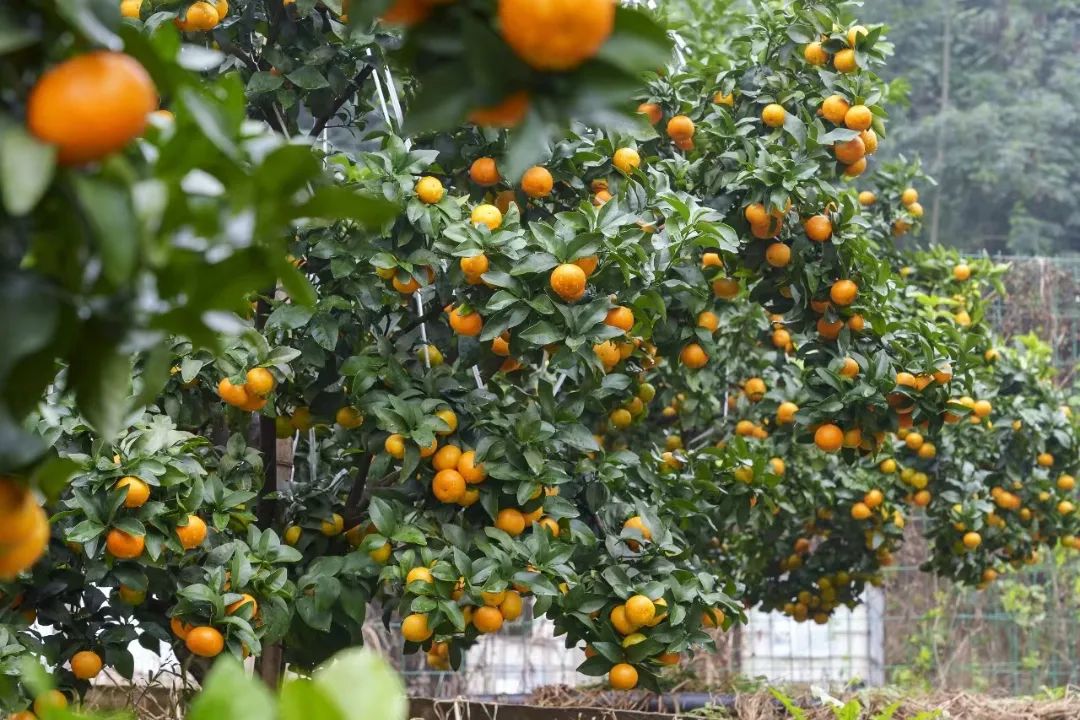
[105,528,145,560]
[549,263,588,302]
[680,343,708,369]
[115,476,150,508]
[613,147,641,173]
[176,515,207,550]
[71,650,104,679]
[448,306,483,336]
[186,626,225,657]
[761,103,786,127]
[814,424,843,453]
[470,157,500,186]
[497,0,615,71]
[521,166,553,198]
[468,91,530,127]
[415,176,445,204]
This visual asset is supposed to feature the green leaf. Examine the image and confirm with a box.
[17,656,53,696]
[72,345,131,442]
[280,678,344,720]
[278,261,317,306]
[560,423,600,452]
[55,0,122,49]
[504,111,551,182]
[65,519,105,543]
[594,7,673,74]
[28,456,81,502]
[0,123,55,216]
[769,688,806,720]
[258,145,323,197]
[293,186,399,226]
[575,654,612,677]
[179,87,239,159]
[0,7,37,54]
[265,304,314,331]
[187,657,276,720]
[71,175,140,286]
[401,64,472,135]
[390,525,427,546]
[133,344,171,408]
[286,66,330,90]
[247,71,285,94]
[518,321,563,346]
[509,252,559,276]
[314,648,407,720]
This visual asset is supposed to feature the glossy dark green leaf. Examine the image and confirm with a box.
[286,66,330,91]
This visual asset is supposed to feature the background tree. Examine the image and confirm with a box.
[865,0,1080,255]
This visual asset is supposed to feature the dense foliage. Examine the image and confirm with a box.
[0,0,1075,714]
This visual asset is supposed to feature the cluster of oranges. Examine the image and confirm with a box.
[601,594,673,689]
[171,0,231,31]
[381,410,563,537]
[803,25,870,74]
[9,650,107,711]
[665,115,696,151]
[885,461,932,507]
[607,380,655,433]
[820,95,878,178]
[778,572,857,625]
[380,264,436,295]
[104,513,207,561]
[171,590,258,660]
[171,618,226,658]
[401,581,525,667]
[636,101,696,150]
[850,487,886,521]
[594,334,657,375]
[217,367,276,412]
[891,187,924,237]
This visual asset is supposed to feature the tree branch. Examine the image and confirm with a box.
[390,302,443,340]
[253,292,279,529]
[310,65,375,137]
[342,453,373,525]
[212,30,290,135]
[213,29,260,73]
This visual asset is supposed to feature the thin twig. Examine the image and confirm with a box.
[310,65,375,137]
[391,301,444,340]
[343,453,373,520]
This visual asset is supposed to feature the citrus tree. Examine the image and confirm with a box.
[0,0,1076,713]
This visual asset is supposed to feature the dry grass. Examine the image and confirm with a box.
[523,686,1080,719]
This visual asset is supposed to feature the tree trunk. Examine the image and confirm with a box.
[257,643,284,689]
[929,0,952,246]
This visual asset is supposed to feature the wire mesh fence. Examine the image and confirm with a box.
[986,255,1080,385]
[881,517,1080,695]
[396,546,1080,699]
